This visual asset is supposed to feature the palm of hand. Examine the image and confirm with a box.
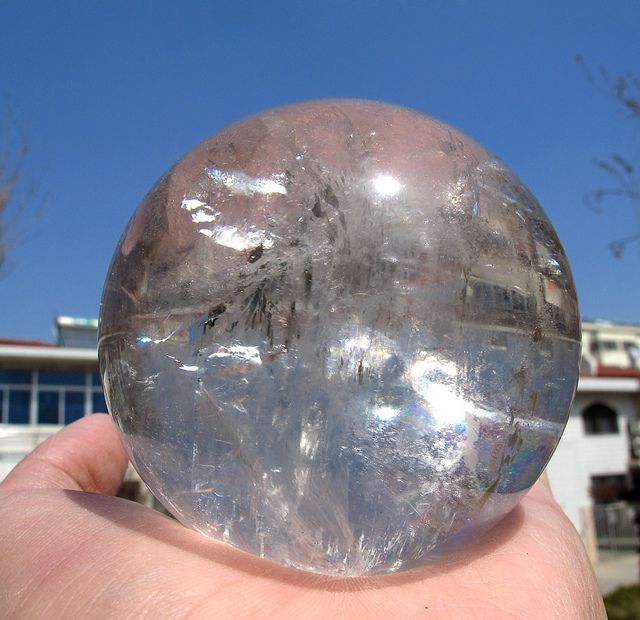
[0,415,605,619]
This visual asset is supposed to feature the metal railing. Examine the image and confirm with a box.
[594,502,640,551]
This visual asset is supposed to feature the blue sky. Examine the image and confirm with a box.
[1,1,639,340]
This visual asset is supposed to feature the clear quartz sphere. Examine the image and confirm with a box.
[99,100,580,576]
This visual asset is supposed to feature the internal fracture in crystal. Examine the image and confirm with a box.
[99,100,580,576]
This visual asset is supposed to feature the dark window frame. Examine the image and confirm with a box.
[582,402,620,435]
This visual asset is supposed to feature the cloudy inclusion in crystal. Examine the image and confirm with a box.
[99,100,580,576]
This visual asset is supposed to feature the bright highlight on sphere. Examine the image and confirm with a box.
[371,173,402,198]
[99,100,580,576]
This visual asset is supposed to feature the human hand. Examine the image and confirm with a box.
[0,414,605,619]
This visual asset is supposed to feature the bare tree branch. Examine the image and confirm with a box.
[0,103,41,277]
[577,56,640,257]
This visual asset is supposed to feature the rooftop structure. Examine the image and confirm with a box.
[55,315,99,349]
[581,319,640,377]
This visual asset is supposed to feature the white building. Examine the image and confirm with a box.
[547,376,639,558]
[0,318,154,506]
[546,320,640,560]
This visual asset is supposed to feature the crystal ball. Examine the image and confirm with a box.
[99,100,580,576]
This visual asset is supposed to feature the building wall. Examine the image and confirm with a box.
[547,388,635,547]
[0,344,157,507]
[0,426,58,480]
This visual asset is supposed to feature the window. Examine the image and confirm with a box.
[8,390,30,424]
[0,367,109,426]
[583,403,619,435]
[590,474,628,504]
[38,391,60,424]
[64,392,85,424]
[39,371,86,386]
[0,369,32,384]
[590,340,620,353]
[92,391,107,413]
[511,290,528,313]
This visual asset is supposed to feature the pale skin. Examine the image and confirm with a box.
[0,414,605,619]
